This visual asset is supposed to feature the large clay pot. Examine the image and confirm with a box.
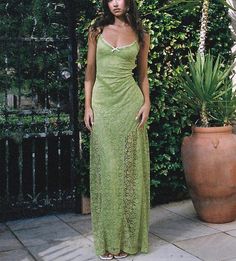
[233,121,236,134]
[181,125,236,223]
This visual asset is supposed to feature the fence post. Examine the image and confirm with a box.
[65,0,81,213]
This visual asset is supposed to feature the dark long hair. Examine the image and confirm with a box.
[90,0,146,45]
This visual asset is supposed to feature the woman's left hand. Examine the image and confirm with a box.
[135,102,151,129]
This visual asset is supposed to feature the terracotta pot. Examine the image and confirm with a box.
[233,121,236,134]
[181,125,236,223]
[81,195,91,214]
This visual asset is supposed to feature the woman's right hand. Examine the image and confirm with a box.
[84,106,94,132]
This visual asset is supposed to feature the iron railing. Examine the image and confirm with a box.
[0,34,81,220]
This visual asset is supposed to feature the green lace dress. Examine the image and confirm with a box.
[89,33,150,256]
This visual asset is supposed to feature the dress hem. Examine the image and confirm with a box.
[95,246,149,256]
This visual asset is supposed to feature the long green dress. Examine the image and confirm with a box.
[89,33,150,256]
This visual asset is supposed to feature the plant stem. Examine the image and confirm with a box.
[198,0,210,55]
[200,102,209,126]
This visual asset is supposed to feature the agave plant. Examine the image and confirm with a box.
[178,52,236,126]
[210,76,236,125]
[162,0,236,126]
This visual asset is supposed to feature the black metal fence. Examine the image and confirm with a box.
[0,34,81,221]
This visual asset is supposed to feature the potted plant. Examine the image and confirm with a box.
[178,50,236,223]
[167,0,236,223]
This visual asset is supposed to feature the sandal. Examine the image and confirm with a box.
[113,251,128,259]
[99,252,114,260]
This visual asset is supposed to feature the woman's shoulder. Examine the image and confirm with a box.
[88,25,102,43]
[143,30,150,38]
[137,31,150,51]
[88,25,102,36]
[142,31,150,45]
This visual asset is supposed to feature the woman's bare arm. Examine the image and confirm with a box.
[84,29,98,131]
[136,32,151,128]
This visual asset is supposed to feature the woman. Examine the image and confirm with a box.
[84,0,151,259]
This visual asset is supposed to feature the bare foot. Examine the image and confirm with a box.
[99,252,113,260]
[113,251,128,259]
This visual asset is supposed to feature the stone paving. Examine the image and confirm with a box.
[1,199,236,261]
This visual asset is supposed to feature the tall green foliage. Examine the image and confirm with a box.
[177,52,236,126]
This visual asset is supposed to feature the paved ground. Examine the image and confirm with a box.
[1,199,236,261]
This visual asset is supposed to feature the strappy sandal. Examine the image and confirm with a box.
[99,252,113,260]
[113,251,128,259]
